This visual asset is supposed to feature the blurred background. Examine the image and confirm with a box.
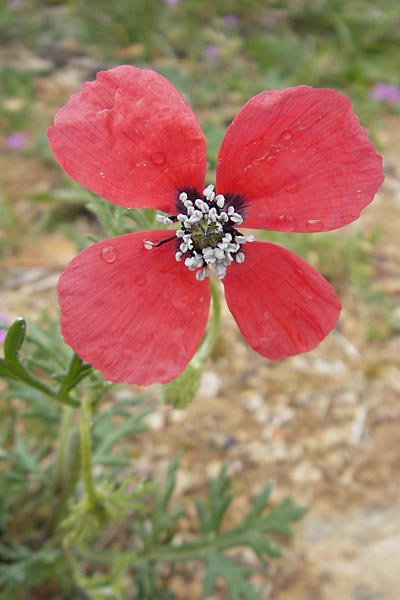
[1,0,400,598]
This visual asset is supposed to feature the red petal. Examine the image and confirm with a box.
[223,241,341,359]
[58,231,210,385]
[48,66,206,212]
[216,86,383,232]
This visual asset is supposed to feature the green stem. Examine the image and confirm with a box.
[79,525,247,568]
[80,395,98,508]
[55,406,74,490]
[194,278,221,365]
[79,511,290,569]
[1,360,79,407]
[45,434,81,537]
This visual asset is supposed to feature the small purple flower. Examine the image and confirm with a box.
[4,132,28,151]
[202,45,220,60]
[222,14,238,27]
[370,83,400,105]
[163,0,180,5]
[0,314,10,344]
[8,0,24,9]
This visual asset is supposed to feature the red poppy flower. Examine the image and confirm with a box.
[48,66,383,386]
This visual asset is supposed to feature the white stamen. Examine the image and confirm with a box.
[214,247,225,259]
[215,263,227,279]
[216,194,225,208]
[196,267,210,281]
[203,184,215,201]
[150,184,252,280]
[236,234,254,243]
[230,213,243,224]
[156,214,173,225]
[185,256,197,269]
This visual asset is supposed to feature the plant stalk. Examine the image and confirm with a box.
[194,277,221,365]
[80,395,98,508]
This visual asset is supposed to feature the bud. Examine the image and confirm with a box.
[163,363,202,409]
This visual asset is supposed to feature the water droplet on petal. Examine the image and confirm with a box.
[285,178,299,193]
[251,145,281,168]
[100,245,117,263]
[281,129,293,141]
[251,155,265,166]
[274,214,296,232]
[151,152,166,165]
[341,212,357,225]
[306,219,324,232]
[270,144,282,153]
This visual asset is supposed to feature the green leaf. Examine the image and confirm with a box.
[257,497,307,538]
[243,483,274,526]
[197,463,234,534]
[209,464,234,532]
[203,553,261,600]
[159,453,181,514]
[195,498,208,533]
[4,317,26,357]
[143,454,185,547]
[56,353,93,398]
[0,542,62,590]
[247,536,283,561]
[93,405,152,458]
[0,318,79,407]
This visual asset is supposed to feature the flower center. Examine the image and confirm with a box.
[144,185,253,281]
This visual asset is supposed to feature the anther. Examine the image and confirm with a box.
[156,215,174,225]
[153,185,250,281]
[143,235,176,250]
[216,194,225,208]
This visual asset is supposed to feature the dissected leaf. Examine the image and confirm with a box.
[203,553,261,600]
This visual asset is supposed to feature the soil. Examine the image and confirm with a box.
[1,60,400,600]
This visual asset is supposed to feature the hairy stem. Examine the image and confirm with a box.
[80,395,98,508]
[194,278,221,365]
[55,406,74,491]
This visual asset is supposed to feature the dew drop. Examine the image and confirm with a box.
[306,219,324,232]
[251,153,276,167]
[100,245,117,263]
[281,129,293,141]
[151,152,166,165]
[341,212,357,225]
[274,214,296,232]
[285,178,299,194]
[270,144,281,153]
